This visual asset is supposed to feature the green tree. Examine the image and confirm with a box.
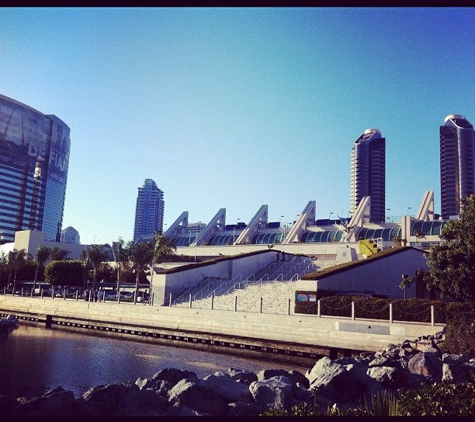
[129,240,154,299]
[49,246,70,261]
[84,244,110,292]
[0,252,8,289]
[8,249,31,293]
[153,233,176,264]
[111,237,130,295]
[33,245,50,292]
[425,194,475,301]
[44,260,85,288]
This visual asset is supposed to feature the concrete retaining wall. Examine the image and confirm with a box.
[0,295,443,361]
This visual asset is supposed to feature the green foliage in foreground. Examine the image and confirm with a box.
[261,379,475,417]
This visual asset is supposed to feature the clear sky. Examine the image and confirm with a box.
[1,7,474,244]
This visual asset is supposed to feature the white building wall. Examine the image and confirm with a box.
[151,250,281,305]
[308,249,428,299]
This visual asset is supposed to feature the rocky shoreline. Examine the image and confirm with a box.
[1,327,474,416]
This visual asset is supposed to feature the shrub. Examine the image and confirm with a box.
[397,379,475,416]
[445,301,475,356]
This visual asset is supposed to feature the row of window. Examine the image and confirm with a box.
[170,220,448,247]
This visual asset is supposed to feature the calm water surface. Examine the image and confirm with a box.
[0,323,311,398]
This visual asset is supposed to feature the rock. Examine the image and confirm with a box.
[382,343,401,359]
[112,388,168,416]
[170,404,210,416]
[411,339,442,357]
[7,387,76,416]
[368,355,398,368]
[442,362,470,383]
[334,356,362,366]
[227,368,258,385]
[257,368,290,381]
[367,366,405,388]
[199,373,252,403]
[228,400,262,417]
[135,377,156,390]
[408,352,443,382]
[288,370,310,390]
[257,368,308,393]
[249,375,294,413]
[152,368,198,386]
[75,383,128,416]
[167,379,229,415]
[442,353,470,365]
[306,357,382,403]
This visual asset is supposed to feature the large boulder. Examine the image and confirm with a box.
[408,352,443,382]
[306,357,382,403]
[135,377,174,397]
[249,375,295,413]
[167,379,229,416]
[7,387,76,416]
[367,366,405,388]
[199,372,252,403]
[75,383,128,416]
[112,388,168,416]
[152,368,198,386]
[257,368,308,393]
[227,368,258,385]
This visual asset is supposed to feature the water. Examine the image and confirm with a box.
[0,323,311,398]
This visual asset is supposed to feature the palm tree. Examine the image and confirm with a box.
[111,237,130,298]
[129,240,154,301]
[85,244,110,293]
[8,249,30,294]
[153,233,177,264]
[33,245,50,292]
[49,246,70,261]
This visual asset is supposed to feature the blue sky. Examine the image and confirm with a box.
[1,7,474,244]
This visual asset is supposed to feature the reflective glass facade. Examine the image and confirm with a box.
[133,179,164,242]
[411,220,446,237]
[440,115,475,219]
[356,227,401,241]
[300,230,344,243]
[251,232,284,244]
[0,94,70,242]
[350,129,386,223]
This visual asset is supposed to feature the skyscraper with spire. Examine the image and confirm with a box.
[133,179,164,242]
[350,128,386,223]
[440,114,475,219]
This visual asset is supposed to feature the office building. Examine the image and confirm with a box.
[440,114,475,219]
[0,94,70,243]
[350,128,386,223]
[133,179,164,242]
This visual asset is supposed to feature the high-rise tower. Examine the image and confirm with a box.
[440,114,475,219]
[133,179,164,242]
[0,94,70,243]
[350,128,386,223]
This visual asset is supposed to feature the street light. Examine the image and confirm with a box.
[407,207,412,216]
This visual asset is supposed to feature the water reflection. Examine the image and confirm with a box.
[0,324,311,398]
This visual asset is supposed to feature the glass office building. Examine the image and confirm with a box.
[0,94,70,243]
[440,114,475,219]
[350,128,386,223]
[133,179,164,242]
